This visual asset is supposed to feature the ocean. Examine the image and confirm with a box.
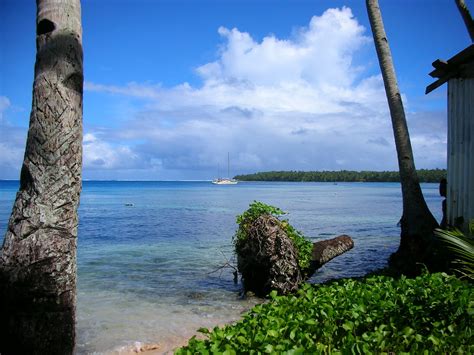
[0,180,443,353]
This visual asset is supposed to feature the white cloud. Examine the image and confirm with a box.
[198,7,368,88]
[74,8,447,178]
[83,133,142,170]
[84,82,163,99]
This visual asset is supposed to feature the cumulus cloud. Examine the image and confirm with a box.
[2,7,445,180]
[197,7,368,88]
[83,133,142,170]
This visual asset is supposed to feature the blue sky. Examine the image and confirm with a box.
[0,0,472,180]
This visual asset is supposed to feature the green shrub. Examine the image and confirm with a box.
[176,273,473,354]
[234,201,285,246]
[234,201,313,270]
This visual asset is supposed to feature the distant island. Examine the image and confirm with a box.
[234,169,446,183]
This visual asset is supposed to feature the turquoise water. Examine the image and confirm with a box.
[0,181,443,353]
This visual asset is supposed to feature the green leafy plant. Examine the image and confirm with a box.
[176,273,473,354]
[234,201,313,270]
[234,201,285,245]
[280,220,313,271]
[435,228,474,280]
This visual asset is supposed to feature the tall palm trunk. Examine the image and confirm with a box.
[366,0,438,273]
[455,0,474,42]
[0,0,83,353]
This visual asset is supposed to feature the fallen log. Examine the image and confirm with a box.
[237,215,302,297]
[236,214,354,296]
[309,235,354,272]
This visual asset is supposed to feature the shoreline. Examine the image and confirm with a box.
[103,323,225,355]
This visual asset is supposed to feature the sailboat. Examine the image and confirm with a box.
[212,153,238,185]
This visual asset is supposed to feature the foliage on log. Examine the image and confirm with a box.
[235,202,313,270]
[234,201,354,296]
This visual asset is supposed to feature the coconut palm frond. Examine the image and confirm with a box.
[451,262,474,281]
[435,228,474,279]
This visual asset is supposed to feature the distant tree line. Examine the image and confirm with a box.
[234,169,446,183]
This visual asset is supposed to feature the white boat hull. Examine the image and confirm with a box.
[212,178,238,185]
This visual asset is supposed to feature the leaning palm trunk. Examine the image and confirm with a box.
[0,0,83,353]
[455,0,474,42]
[366,0,439,273]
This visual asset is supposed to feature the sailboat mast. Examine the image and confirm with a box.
[212,153,237,184]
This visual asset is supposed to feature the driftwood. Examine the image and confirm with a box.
[236,215,354,296]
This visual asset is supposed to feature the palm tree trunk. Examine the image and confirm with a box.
[366,0,439,273]
[455,0,474,42]
[0,0,83,353]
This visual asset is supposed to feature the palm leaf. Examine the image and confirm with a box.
[435,228,474,280]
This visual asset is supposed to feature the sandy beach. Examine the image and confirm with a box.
[105,327,213,354]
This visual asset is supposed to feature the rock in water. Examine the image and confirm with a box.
[236,214,302,296]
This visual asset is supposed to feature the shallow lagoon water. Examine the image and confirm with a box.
[0,180,443,353]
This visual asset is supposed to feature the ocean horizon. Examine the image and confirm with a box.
[0,180,444,353]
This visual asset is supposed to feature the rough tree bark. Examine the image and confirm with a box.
[310,235,354,270]
[455,0,474,42]
[237,215,354,296]
[0,0,83,353]
[366,0,439,274]
[237,215,303,296]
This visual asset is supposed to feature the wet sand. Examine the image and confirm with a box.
[104,327,214,354]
